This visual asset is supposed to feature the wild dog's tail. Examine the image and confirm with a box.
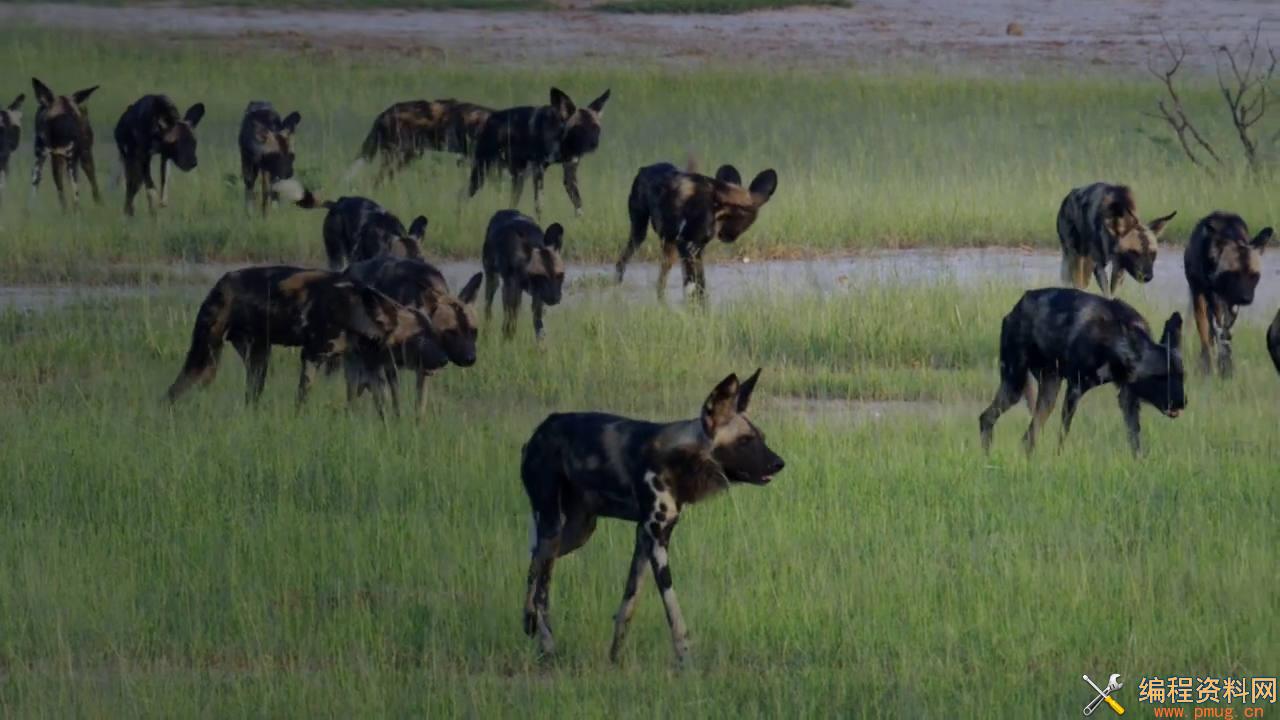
[166,278,234,402]
[997,307,1031,399]
[295,190,333,210]
[685,150,699,174]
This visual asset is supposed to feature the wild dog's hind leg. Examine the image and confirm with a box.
[979,378,1022,453]
[615,189,650,283]
[609,524,652,663]
[483,271,500,322]
[233,337,271,406]
[521,485,562,654]
[1022,371,1061,454]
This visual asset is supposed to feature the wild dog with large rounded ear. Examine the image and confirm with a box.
[1161,312,1183,351]
[587,89,610,115]
[550,88,576,121]
[700,372,741,436]
[748,169,778,204]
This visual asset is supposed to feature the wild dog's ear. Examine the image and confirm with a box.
[736,367,762,413]
[281,111,302,136]
[543,222,564,251]
[1250,226,1274,251]
[408,215,429,241]
[701,372,740,437]
[31,79,54,107]
[1161,312,1183,352]
[550,88,576,121]
[7,94,24,112]
[1148,211,1177,235]
[336,281,398,340]
[458,272,484,305]
[398,236,424,260]
[715,164,742,186]
[749,169,779,204]
[587,89,610,115]
[184,102,206,128]
[71,86,99,105]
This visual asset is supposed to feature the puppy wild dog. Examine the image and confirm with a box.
[165,266,431,409]
[978,288,1185,455]
[1183,211,1273,378]
[520,369,785,664]
[113,95,206,216]
[342,256,483,418]
[297,192,427,270]
[348,99,492,186]
[29,78,101,210]
[615,162,778,301]
[1268,310,1280,376]
[238,101,302,216]
[1057,182,1175,297]
[0,93,23,207]
[468,87,610,218]
[482,209,565,340]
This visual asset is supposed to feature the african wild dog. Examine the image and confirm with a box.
[113,95,206,216]
[468,87,610,218]
[347,99,492,186]
[520,369,785,664]
[1183,211,1273,378]
[614,161,778,301]
[1057,182,1175,297]
[165,266,431,409]
[297,192,428,270]
[0,93,23,207]
[1268,310,1280,376]
[29,78,101,210]
[483,209,565,340]
[978,288,1185,456]
[342,256,483,418]
[238,101,303,216]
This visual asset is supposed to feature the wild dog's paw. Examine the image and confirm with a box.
[523,609,538,637]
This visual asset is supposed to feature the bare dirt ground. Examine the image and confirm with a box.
[3,0,1276,71]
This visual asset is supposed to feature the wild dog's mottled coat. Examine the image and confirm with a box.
[1268,310,1280,377]
[352,99,491,185]
[165,266,431,408]
[1183,211,1273,378]
[519,369,785,664]
[979,288,1185,455]
[468,88,609,218]
[238,101,302,217]
[342,257,483,418]
[482,209,565,339]
[1057,182,1175,297]
[298,193,427,270]
[0,93,24,206]
[113,94,205,216]
[30,78,101,210]
[615,162,778,301]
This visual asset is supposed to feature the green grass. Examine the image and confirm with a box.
[599,0,851,14]
[1,30,1277,282]
[1,282,1277,716]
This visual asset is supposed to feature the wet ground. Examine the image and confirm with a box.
[3,0,1275,72]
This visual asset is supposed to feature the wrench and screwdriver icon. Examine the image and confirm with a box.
[1083,673,1125,716]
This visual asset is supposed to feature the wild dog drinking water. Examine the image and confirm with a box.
[165,266,431,409]
[468,87,609,218]
[614,161,778,302]
[1183,211,1273,378]
[520,369,785,665]
[979,288,1185,455]
[297,192,427,270]
[348,99,492,186]
[238,101,302,216]
[113,94,205,216]
[29,78,101,210]
[482,209,565,340]
[1057,183,1175,297]
[342,256,483,418]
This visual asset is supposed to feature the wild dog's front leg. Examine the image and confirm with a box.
[159,158,171,207]
[49,155,68,210]
[531,165,545,220]
[259,170,271,217]
[609,525,653,663]
[647,523,690,665]
[483,271,500,322]
[414,369,430,417]
[241,158,257,214]
[295,351,323,409]
[1058,373,1101,450]
[80,148,102,205]
[531,298,546,341]
[30,142,47,201]
[501,280,523,340]
[655,241,678,301]
[1109,265,1126,296]
[678,243,708,305]
[562,160,583,217]
[1091,251,1111,297]
[1118,385,1142,455]
[1192,293,1214,374]
[509,167,526,210]
[1215,301,1238,379]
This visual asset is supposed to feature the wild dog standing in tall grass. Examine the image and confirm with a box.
[113,95,205,216]
[342,256,483,418]
[979,288,1185,455]
[1183,211,1273,378]
[1057,183,1176,297]
[468,88,609,218]
[1268,310,1280,376]
[0,93,23,207]
[520,369,785,664]
[238,101,303,216]
[29,78,101,210]
[347,99,492,186]
[165,266,431,409]
[297,192,427,270]
[483,209,565,340]
[615,162,778,302]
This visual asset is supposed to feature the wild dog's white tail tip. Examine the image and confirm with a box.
[340,157,366,188]
[271,178,306,203]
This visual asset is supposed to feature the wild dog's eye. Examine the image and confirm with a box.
[736,435,753,447]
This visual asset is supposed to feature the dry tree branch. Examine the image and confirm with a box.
[1147,32,1224,170]
[1214,21,1277,173]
